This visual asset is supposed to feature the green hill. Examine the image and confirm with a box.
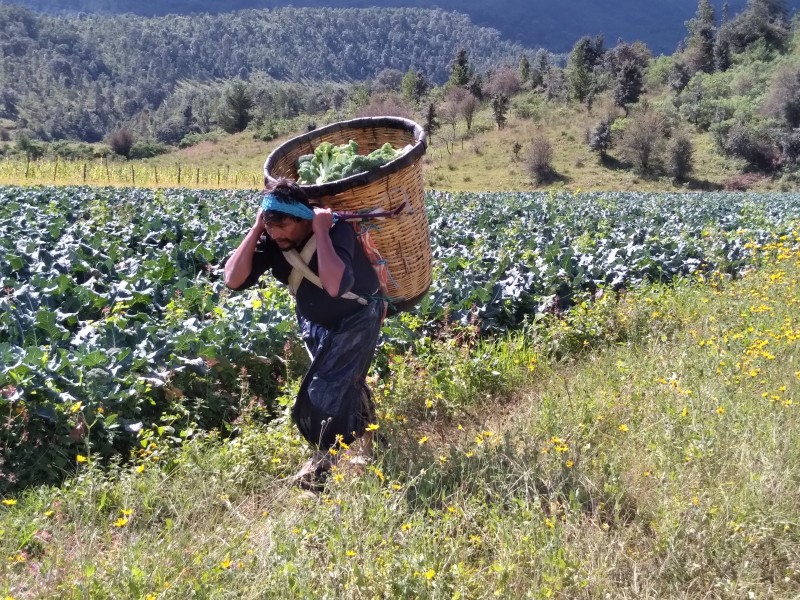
[7,0,800,54]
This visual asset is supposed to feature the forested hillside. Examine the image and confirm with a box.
[0,5,525,141]
[1,0,798,191]
[7,0,800,53]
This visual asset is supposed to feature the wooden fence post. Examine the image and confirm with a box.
[25,155,30,178]
[131,164,135,186]
[105,156,110,183]
[83,163,87,183]
[177,164,181,185]
[53,156,58,183]
[196,167,200,185]
[154,165,158,185]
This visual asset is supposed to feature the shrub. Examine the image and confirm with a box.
[180,131,221,148]
[356,93,412,119]
[667,134,694,181]
[0,127,9,142]
[107,128,134,159]
[621,110,666,174]
[722,173,765,191]
[15,133,45,159]
[526,134,555,183]
[589,118,613,158]
[723,122,778,171]
[252,124,277,143]
[51,141,96,160]
[129,140,169,160]
[777,130,800,167]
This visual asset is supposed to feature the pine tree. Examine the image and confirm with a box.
[589,119,613,158]
[613,61,643,115]
[448,48,471,88]
[518,55,531,85]
[218,81,253,134]
[684,0,716,74]
[424,102,439,143]
[491,94,509,129]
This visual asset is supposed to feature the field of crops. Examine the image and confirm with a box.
[0,158,260,190]
[1,185,799,491]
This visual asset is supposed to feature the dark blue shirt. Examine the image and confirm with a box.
[232,221,380,328]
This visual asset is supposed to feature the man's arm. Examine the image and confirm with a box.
[224,211,267,289]
[312,208,347,297]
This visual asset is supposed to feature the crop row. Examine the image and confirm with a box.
[0,158,259,190]
[1,185,798,490]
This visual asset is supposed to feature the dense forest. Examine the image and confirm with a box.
[0,5,526,142]
[7,0,800,54]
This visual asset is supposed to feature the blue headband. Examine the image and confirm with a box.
[261,193,315,220]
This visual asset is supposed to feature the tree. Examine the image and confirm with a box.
[566,36,603,104]
[684,0,716,75]
[217,81,253,134]
[718,0,790,54]
[589,118,613,159]
[518,55,531,85]
[439,99,459,137]
[491,94,509,129]
[613,61,643,115]
[622,110,666,174]
[448,48,471,88]
[486,66,521,98]
[356,93,412,119]
[713,30,732,72]
[526,135,555,183]
[373,68,404,92]
[401,68,428,105]
[762,65,800,128]
[423,102,439,143]
[458,93,480,131]
[107,127,134,158]
[667,134,694,180]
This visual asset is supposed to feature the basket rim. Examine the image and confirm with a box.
[263,116,427,198]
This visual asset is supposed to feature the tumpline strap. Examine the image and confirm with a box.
[283,235,368,305]
[282,196,410,308]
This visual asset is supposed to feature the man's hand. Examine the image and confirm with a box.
[253,208,264,231]
[311,207,345,296]
[312,207,334,237]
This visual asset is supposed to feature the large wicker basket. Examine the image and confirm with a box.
[263,116,431,313]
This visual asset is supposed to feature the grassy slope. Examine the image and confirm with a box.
[127,91,754,194]
[0,90,784,192]
[2,234,798,598]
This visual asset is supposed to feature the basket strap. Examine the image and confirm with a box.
[333,199,409,222]
[283,235,368,305]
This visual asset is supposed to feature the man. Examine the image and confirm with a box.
[224,178,383,486]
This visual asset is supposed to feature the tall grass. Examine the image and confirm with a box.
[2,236,799,599]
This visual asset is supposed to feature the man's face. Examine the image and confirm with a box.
[263,215,312,250]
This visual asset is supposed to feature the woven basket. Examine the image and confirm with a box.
[263,116,431,313]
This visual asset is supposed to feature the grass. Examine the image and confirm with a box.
[2,234,798,598]
[1,91,791,193]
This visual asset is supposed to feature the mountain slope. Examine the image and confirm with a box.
[6,0,800,54]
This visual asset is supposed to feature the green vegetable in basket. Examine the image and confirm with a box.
[296,139,405,184]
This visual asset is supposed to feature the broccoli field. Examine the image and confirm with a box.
[1,185,799,491]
